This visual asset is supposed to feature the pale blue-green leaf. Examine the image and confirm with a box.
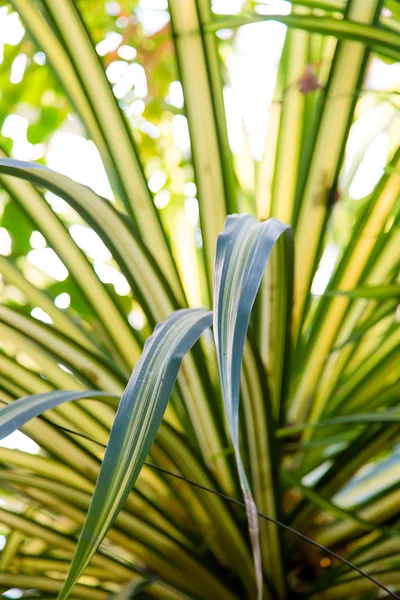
[213,214,291,600]
[58,308,212,600]
[0,390,118,440]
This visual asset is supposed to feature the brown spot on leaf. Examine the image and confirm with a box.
[298,65,321,95]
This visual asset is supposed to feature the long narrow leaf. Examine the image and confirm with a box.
[207,12,400,61]
[0,507,132,577]
[239,342,286,597]
[324,284,400,299]
[0,156,142,369]
[278,408,400,437]
[168,0,234,292]
[0,305,125,392]
[0,390,118,440]
[291,0,383,338]
[214,214,291,599]
[0,255,97,352]
[0,159,178,323]
[57,308,213,600]
[12,0,184,302]
[0,160,231,489]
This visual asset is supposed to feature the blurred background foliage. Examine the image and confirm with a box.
[0,0,186,327]
[0,0,400,320]
[0,0,399,321]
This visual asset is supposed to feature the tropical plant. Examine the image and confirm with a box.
[0,0,399,599]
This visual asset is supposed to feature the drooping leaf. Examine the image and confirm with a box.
[0,390,119,440]
[213,214,291,599]
[58,308,214,600]
[0,156,143,369]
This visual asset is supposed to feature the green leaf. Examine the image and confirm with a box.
[0,529,24,571]
[0,159,177,324]
[278,409,400,438]
[207,11,400,61]
[213,214,291,600]
[324,284,400,299]
[0,158,234,495]
[169,0,235,292]
[291,0,383,340]
[0,506,133,579]
[281,469,392,536]
[13,0,184,302]
[27,107,64,144]
[58,308,213,600]
[292,145,400,429]
[257,8,314,226]
[0,573,108,598]
[0,305,126,392]
[1,201,34,258]
[0,255,97,351]
[0,156,143,369]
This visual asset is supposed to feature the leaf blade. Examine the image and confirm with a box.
[58,308,212,600]
[213,215,291,599]
[13,0,184,301]
[0,390,118,441]
[324,284,400,299]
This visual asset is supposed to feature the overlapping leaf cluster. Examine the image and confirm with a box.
[0,1,399,599]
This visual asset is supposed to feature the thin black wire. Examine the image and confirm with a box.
[17,420,399,599]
